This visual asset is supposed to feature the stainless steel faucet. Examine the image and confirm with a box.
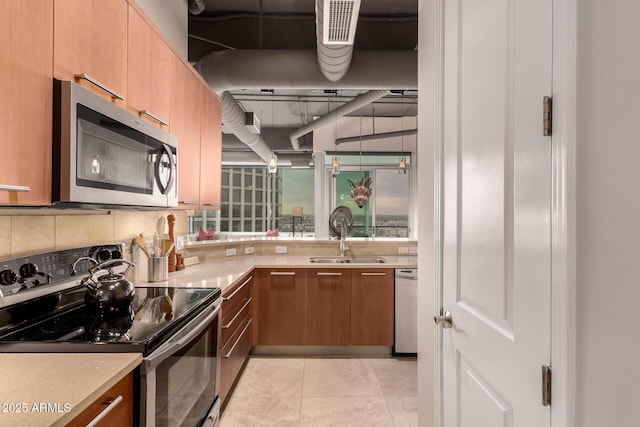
[339,217,350,257]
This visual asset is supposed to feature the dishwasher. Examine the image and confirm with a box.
[394,268,418,355]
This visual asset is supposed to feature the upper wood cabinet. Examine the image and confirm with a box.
[351,269,395,345]
[171,60,222,210]
[199,89,222,209]
[307,269,351,345]
[53,0,127,106]
[127,5,172,128]
[0,1,53,205]
[170,57,202,208]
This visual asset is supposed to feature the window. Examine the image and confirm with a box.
[327,154,411,238]
[276,169,315,235]
[374,169,410,237]
[189,167,315,236]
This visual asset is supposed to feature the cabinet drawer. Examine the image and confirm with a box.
[221,275,252,324]
[221,296,252,346]
[220,316,252,404]
[66,371,134,426]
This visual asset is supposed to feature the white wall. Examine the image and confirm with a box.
[135,0,188,58]
[576,1,640,425]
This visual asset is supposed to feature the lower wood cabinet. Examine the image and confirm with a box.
[307,269,350,345]
[253,267,394,347]
[219,274,253,405]
[66,371,134,427]
[254,269,307,345]
[351,269,395,345]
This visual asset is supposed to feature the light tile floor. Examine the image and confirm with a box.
[220,357,417,427]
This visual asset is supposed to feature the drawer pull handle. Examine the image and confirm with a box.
[223,276,252,301]
[222,297,252,329]
[202,203,219,207]
[74,73,124,100]
[0,184,30,192]
[222,318,252,359]
[270,271,296,276]
[316,272,342,276]
[360,272,387,276]
[86,395,123,427]
[140,109,169,126]
[179,201,199,205]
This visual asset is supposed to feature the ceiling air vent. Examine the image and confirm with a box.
[322,0,361,45]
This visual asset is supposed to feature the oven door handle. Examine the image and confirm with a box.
[142,299,221,373]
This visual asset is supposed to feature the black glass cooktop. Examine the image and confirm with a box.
[0,285,220,355]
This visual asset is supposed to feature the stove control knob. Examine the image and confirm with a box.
[19,263,38,278]
[0,269,18,286]
[96,248,111,261]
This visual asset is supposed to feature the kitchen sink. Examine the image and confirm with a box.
[309,257,387,264]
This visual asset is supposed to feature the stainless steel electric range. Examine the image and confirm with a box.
[0,244,222,427]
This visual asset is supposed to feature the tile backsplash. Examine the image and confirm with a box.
[0,210,188,259]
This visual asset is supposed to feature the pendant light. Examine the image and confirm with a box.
[268,92,277,174]
[399,92,407,174]
[348,114,372,208]
[331,95,340,177]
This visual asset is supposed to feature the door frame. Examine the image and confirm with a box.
[417,0,578,425]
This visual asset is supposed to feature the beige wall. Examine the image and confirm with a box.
[0,211,188,259]
[134,0,188,58]
[576,0,640,425]
[416,0,436,426]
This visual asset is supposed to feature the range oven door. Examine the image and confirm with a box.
[140,299,221,427]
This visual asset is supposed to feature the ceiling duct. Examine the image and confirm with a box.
[220,92,275,163]
[322,0,361,44]
[336,128,417,145]
[196,50,417,94]
[315,0,361,81]
[289,90,390,151]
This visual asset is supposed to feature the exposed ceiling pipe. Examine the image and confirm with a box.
[336,129,417,145]
[220,92,275,163]
[188,0,205,15]
[315,0,358,82]
[289,90,390,151]
[196,49,417,93]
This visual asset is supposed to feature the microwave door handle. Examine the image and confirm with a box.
[154,143,176,196]
[142,301,221,373]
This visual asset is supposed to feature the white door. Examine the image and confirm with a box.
[440,0,553,426]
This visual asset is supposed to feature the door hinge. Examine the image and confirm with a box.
[543,96,552,136]
[542,365,552,406]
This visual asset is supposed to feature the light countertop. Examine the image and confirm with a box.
[0,352,141,426]
[136,255,417,293]
[0,255,414,425]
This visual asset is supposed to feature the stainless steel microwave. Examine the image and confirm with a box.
[53,80,178,208]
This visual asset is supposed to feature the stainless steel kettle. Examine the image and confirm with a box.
[83,260,136,314]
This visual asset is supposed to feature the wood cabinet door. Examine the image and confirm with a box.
[256,269,307,345]
[54,0,127,106]
[307,269,350,345]
[170,57,202,208]
[199,89,222,209]
[127,5,172,128]
[0,1,53,205]
[350,269,394,345]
